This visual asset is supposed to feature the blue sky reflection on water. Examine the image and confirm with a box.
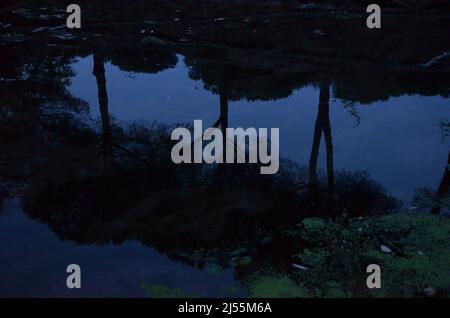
[70,55,450,202]
[0,199,236,297]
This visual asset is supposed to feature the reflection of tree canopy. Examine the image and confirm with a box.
[177,9,450,104]
[105,44,178,74]
[182,44,450,104]
[16,111,399,265]
[0,44,89,191]
[184,54,308,102]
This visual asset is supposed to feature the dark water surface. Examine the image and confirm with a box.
[1,1,449,297]
[0,200,236,297]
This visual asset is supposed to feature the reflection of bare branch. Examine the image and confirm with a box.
[421,51,450,68]
[431,152,450,215]
[342,100,361,128]
[439,118,450,142]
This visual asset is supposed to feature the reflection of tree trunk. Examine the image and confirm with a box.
[217,71,229,180]
[309,105,322,187]
[431,152,450,215]
[93,52,115,175]
[321,86,334,193]
[308,83,334,203]
[219,88,228,161]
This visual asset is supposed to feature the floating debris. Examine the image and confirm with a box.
[39,13,65,19]
[11,8,33,18]
[141,35,167,47]
[0,33,29,43]
[313,29,325,37]
[32,27,47,33]
[229,256,252,267]
[298,3,320,10]
[48,25,65,31]
[423,287,436,298]
[292,264,309,271]
[230,247,247,257]
[380,245,392,253]
[54,33,77,41]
